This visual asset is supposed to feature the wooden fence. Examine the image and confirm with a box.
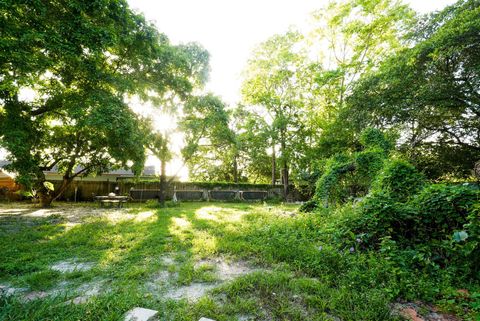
[49,180,308,202]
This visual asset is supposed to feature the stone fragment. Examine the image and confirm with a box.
[199,318,216,321]
[124,307,159,321]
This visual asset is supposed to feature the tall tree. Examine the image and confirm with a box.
[0,0,209,206]
[148,132,171,206]
[180,94,238,182]
[242,30,305,198]
[344,0,480,178]
[302,0,415,158]
[232,106,273,184]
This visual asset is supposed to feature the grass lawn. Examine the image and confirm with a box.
[0,201,469,320]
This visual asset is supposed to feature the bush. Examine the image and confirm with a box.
[354,148,386,189]
[350,193,418,248]
[373,159,425,202]
[342,182,480,280]
[413,184,479,240]
[315,153,354,206]
[359,127,394,153]
[313,129,393,207]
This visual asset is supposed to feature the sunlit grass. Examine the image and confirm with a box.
[3,201,465,320]
[192,230,218,257]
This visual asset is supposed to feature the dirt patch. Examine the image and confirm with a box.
[160,255,175,266]
[0,203,141,227]
[195,258,259,281]
[147,256,262,302]
[0,284,28,297]
[164,283,218,301]
[391,302,462,321]
[66,279,107,305]
[2,278,107,304]
[51,259,94,273]
[23,291,49,301]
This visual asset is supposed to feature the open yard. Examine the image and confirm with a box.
[0,202,474,321]
[0,202,386,321]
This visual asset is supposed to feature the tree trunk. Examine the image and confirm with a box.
[38,191,53,207]
[280,130,289,200]
[159,159,166,206]
[37,174,74,208]
[271,144,276,186]
[52,176,73,202]
[233,155,238,183]
[282,164,289,200]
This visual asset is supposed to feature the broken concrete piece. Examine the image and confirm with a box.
[124,307,159,321]
[199,318,216,321]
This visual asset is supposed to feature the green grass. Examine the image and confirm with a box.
[0,202,476,320]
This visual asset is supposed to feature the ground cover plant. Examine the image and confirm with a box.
[0,201,478,320]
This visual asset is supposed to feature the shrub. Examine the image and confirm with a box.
[313,129,393,207]
[359,127,394,153]
[373,159,425,202]
[354,148,386,189]
[315,153,354,207]
[413,184,479,240]
[349,193,418,248]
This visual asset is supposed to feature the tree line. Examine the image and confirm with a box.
[0,0,478,206]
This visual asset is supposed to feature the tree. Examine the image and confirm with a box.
[148,132,171,206]
[179,94,239,182]
[242,30,306,198]
[240,1,414,194]
[231,106,273,184]
[344,0,480,178]
[301,0,415,159]
[0,0,209,206]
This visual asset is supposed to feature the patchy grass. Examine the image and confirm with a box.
[0,202,475,320]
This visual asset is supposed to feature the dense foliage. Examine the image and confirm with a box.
[0,0,209,206]
[183,0,478,189]
[343,0,480,178]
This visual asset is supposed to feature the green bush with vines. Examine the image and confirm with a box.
[312,128,393,208]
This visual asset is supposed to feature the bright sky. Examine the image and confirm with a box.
[128,0,457,105]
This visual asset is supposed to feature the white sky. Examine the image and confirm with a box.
[128,0,457,105]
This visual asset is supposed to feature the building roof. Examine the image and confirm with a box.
[0,160,156,177]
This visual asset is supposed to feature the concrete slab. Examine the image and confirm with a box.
[124,307,159,321]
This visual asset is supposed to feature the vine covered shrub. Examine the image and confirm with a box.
[313,128,394,208]
[349,193,418,247]
[354,148,385,188]
[372,159,425,202]
[413,184,479,241]
[299,199,319,213]
[315,153,354,207]
[343,182,480,279]
[359,127,394,153]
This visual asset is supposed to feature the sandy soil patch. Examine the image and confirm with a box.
[147,256,262,302]
[51,259,94,273]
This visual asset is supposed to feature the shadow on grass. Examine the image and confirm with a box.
[0,202,398,321]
